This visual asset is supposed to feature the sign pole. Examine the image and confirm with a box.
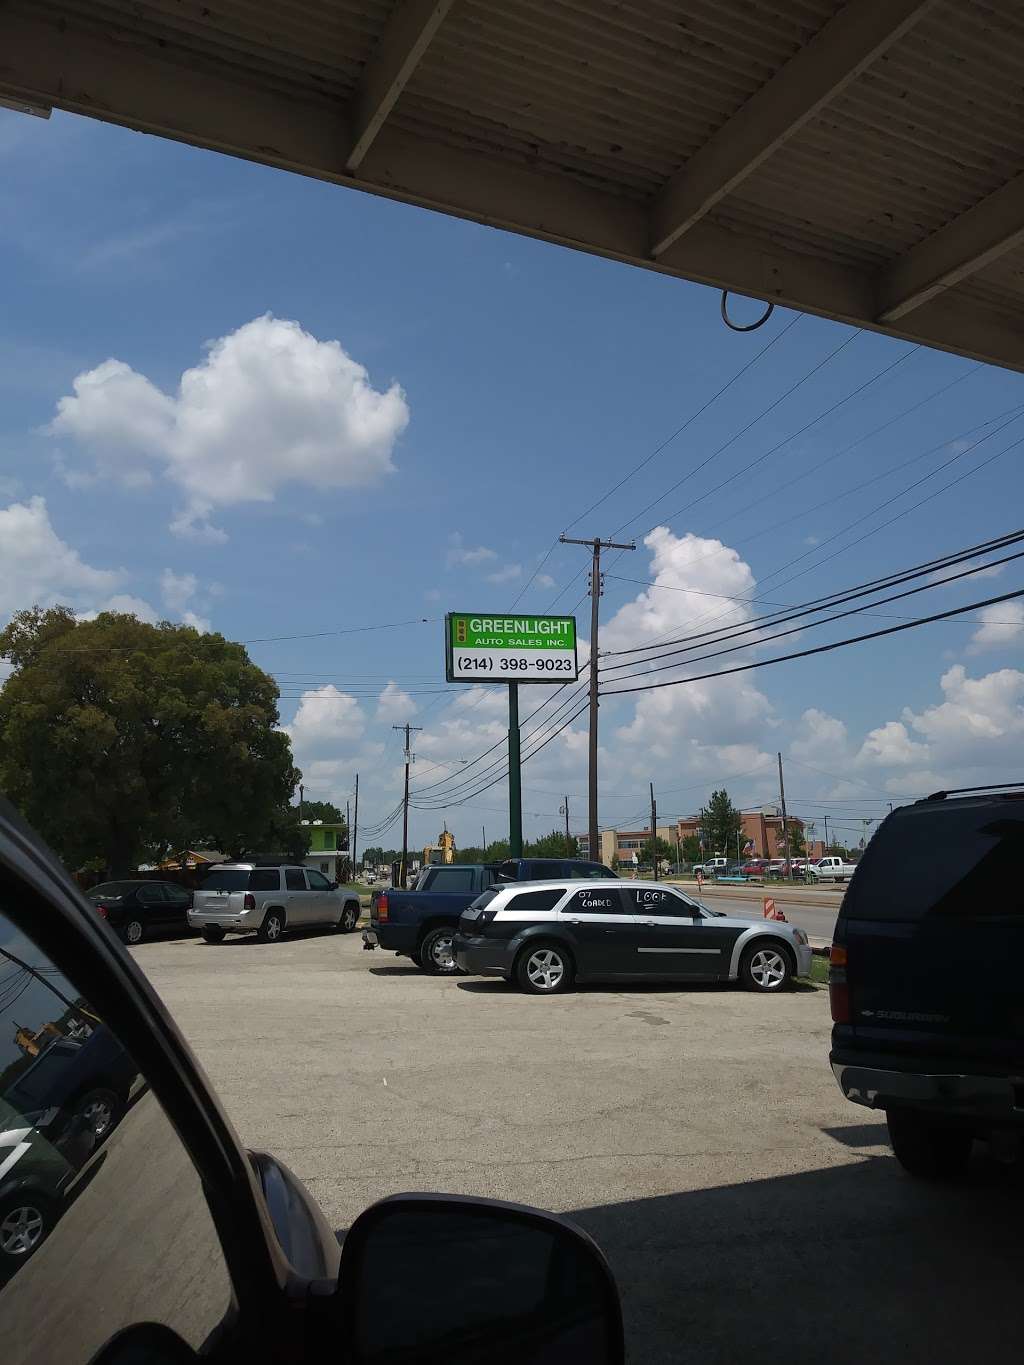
[508,682,523,858]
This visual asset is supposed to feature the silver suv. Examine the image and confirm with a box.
[188,864,360,944]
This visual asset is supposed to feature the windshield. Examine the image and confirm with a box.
[199,870,250,892]
[87,882,135,901]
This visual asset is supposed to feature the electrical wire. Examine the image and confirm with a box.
[600,585,1024,696]
[598,532,1024,674]
[600,527,1024,661]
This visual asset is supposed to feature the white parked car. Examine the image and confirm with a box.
[805,855,858,883]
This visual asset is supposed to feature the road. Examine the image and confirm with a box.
[133,927,1023,1365]
[665,879,844,944]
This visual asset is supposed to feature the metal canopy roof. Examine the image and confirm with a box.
[2,0,1023,371]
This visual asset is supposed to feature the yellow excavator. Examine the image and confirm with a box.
[422,827,456,867]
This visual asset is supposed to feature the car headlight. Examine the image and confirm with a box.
[793,928,809,946]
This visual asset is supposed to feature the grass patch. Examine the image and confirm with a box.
[807,954,830,986]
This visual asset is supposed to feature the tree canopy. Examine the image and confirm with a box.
[0,606,301,872]
[300,799,345,824]
[699,789,744,857]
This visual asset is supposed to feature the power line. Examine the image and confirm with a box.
[599,536,1024,678]
[600,528,1024,663]
[600,585,1024,697]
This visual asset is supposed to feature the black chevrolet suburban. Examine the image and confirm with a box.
[829,784,1024,1179]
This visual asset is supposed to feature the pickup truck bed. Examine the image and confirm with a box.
[364,858,617,975]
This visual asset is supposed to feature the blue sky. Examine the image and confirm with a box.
[2,107,1024,853]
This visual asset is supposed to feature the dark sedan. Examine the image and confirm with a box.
[86,880,193,944]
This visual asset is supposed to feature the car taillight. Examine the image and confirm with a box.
[95,904,109,919]
[828,943,850,1023]
[243,893,256,910]
[376,894,389,922]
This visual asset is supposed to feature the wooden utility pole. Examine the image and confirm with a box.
[649,782,657,880]
[561,797,571,855]
[559,534,635,862]
[393,723,422,887]
[777,751,791,880]
[824,813,830,852]
[352,773,359,878]
[298,783,304,821]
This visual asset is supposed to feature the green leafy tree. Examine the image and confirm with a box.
[300,799,344,824]
[651,836,674,866]
[782,824,806,857]
[525,829,578,858]
[680,834,702,865]
[699,790,744,858]
[0,606,300,873]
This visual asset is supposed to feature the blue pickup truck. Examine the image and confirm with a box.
[364,857,616,975]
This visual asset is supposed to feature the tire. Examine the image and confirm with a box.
[887,1111,972,1181]
[0,1192,53,1268]
[258,910,285,944]
[339,901,360,933]
[74,1087,121,1140]
[515,941,574,996]
[419,926,460,976]
[201,926,225,944]
[739,940,793,992]
[121,918,144,946]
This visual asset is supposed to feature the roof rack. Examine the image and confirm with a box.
[923,782,1024,801]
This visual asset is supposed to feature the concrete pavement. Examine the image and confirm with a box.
[132,928,1024,1364]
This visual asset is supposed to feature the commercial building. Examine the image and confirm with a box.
[578,827,677,866]
[302,821,348,882]
[674,809,807,860]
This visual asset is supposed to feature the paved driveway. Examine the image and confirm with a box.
[133,930,1023,1364]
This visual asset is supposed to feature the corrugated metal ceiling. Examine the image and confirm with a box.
[1,0,1022,369]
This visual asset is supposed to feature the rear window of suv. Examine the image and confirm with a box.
[844,801,1024,921]
[201,869,280,892]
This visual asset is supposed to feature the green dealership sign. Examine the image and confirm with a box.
[445,613,578,683]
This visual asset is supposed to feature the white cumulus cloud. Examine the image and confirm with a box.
[446,533,497,568]
[49,315,409,540]
[967,601,1024,654]
[0,496,121,620]
[486,563,522,585]
[376,681,417,721]
[286,685,366,755]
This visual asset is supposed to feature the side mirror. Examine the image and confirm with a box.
[338,1193,624,1364]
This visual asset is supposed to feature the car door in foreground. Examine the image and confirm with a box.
[624,886,741,978]
[558,886,641,976]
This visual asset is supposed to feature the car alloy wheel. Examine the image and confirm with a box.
[78,1092,116,1137]
[262,913,283,942]
[341,903,359,932]
[0,1203,45,1258]
[428,931,455,971]
[124,919,144,944]
[748,947,788,989]
[525,948,565,991]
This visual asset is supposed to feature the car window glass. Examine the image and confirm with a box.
[86,884,132,902]
[505,889,565,915]
[423,868,477,893]
[247,869,279,892]
[468,889,499,911]
[0,905,232,1361]
[845,805,1024,921]
[285,869,305,891]
[579,863,617,879]
[620,885,697,916]
[306,870,331,891]
[565,887,623,915]
[528,862,562,880]
[198,870,249,892]
[165,886,191,905]
[136,885,165,904]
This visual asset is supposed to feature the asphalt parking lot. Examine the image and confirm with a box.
[135,929,1023,1364]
